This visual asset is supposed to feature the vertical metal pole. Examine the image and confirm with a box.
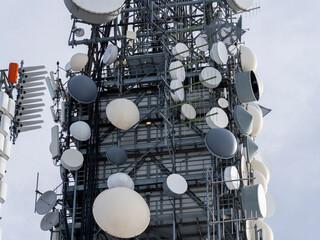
[206,167,210,240]
[71,171,78,240]
[172,199,176,240]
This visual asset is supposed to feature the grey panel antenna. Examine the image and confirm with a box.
[244,136,259,162]
[106,146,128,165]
[67,75,97,104]
[205,128,238,159]
[234,105,253,135]
[234,71,260,103]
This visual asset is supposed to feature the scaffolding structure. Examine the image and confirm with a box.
[45,1,269,239]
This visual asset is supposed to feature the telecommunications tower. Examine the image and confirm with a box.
[35,0,275,239]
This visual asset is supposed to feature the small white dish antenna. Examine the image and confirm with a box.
[224,166,240,190]
[181,104,196,120]
[239,45,257,72]
[246,102,263,137]
[106,146,128,165]
[170,80,184,102]
[172,43,189,60]
[195,36,208,52]
[206,107,229,129]
[169,61,185,82]
[35,190,57,215]
[70,121,91,141]
[70,53,88,71]
[253,170,268,194]
[226,0,254,12]
[199,67,222,88]
[40,210,59,231]
[107,172,134,190]
[103,44,118,65]
[210,41,228,65]
[163,174,188,198]
[218,98,228,109]
[61,149,84,171]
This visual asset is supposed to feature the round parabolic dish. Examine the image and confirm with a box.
[246,102,263,137]
[106,146,128,165]
[40,211,59,231]
[195,36,208,52]
[234,105,253,135]
[68,75,97,104]
[242,184,267,219]
[208,107,229,128]
[252,220,274,240]
[210,41,228,64]
[265,192,275,218]
[256,74,264,97]
[240,45,257,72]
[170,80,185,102]
[251,159,270,183]
[172,43,189,60]
[205,128,237,159]
[199,67,222,88]
[70,121,91,141]
[163,174,188,198]
[106,98,140,130]
[224,166,240,190]
[92,187,150,238]
[234,71,260,103]
[103,44,118,65]
[218,98,229,109]
[253,170,268,194]
[253,152,273,177]
[61,149,84,171]
[36,191,57,215]
[107,173,134,190]
[226,0,254,12]
[70,53,88,71]
[64,0,125,24]
[181,104,196,120]
[169,61,185,82]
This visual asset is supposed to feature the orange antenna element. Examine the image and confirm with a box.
[8,63,19,84]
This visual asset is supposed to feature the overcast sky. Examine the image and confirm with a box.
[0,0,319,239]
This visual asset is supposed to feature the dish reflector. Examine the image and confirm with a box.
[67,75,97,104]
[70,53,88,71]
[251,158,270,183]
[200,67,222,88]
[252,220,274,240]
[181,104,196,120]
[40,211,59,231]
[70,121,91,141]
[92,187,150,238]
[210,41,228,64]
[242,184,267,219]
[107,173,134,190]
[246,102,263,137]
[106,98,140,130]
[106,146,128,165]
[35,190,57,215]
[240,45,257,72]
[163,174,188,198]
[226,0,254,12]
[172,43,189,60]
[234,71,260,103]
[64,0,125,24]
[103,44,118,65]
[234,105,253,135]
[253,152,273,177]
[0,181,7,203]
[253,170,268,194]
[170,80,185,102]
[206,107,229,129]
[218,98,228,109]
[195,36,208,52]
[224,166,240,190]
[61,149,84,171]
[265,192,275,218]
[169,61,185,82]
[205,128,237,159]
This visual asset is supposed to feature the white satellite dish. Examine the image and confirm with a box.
[70,121,91,141]
[92,187,150,238]
[181,104,196,120]
[251,220,274,240]
[61,149,84,171]
[170,80,185,102]
[239,45,257,72]
[246,103,263,137]
[253,170,268,194]
[256,73,264,97]
[35,190,57,215]
[218,98,228,109]
[265,192,275,218]
[40,210,59,231]
[199,67,222,89]
[226,0,254,12]
[251,159,270,183]
[163,173,188,198]
[210,41,228,65]
[106,98,140,131]
[195,36,208,52]
[224,166,240,190]
[206,107,229,129]
[242,184,267,219]
[169,61,185,82]
[172,43,189,60]
[107,173,134,190]
[0,91,9,113]
[0,181,7,204]
[252,152,273,177]
[64,0,125,24]
[103,44,118,65]
[70,53,88,71]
